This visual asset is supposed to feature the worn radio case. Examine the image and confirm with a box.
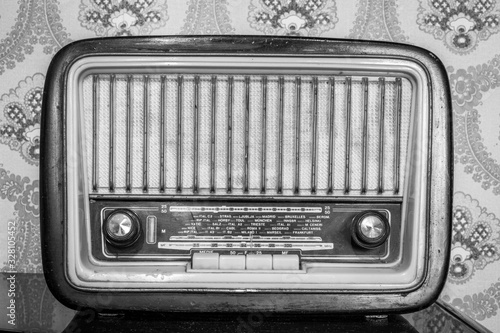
[41,36,452,313]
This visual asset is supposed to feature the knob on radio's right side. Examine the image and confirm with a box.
[351,211,390,249]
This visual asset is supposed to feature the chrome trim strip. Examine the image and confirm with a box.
[64,55,432,293]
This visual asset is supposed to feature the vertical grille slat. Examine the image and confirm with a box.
[261,76,267,194]
[277,76,284,194]
[344,77,352,194]
[394,77,402,195]
[193,76,200,194]
[227,76,234,193]
[294,77,301,195]
[176,75,183,193]
[210,76,217,194]
[125,75,132,193]
[244,76,250,193]
[377,77,386,194]
[361,77,369,194]
[142,75,149,193]
[92,74,99,192]
[85,73,412,196]
[311,77,318,194]
[159,75,166,193]
[327,77,335,195]
[108,74,116,192]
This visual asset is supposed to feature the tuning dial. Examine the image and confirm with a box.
[104,209,141,247]
[351,211,390,249]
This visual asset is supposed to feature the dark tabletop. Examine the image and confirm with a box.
[0,273,483,333]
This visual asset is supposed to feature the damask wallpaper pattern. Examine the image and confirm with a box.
[0,0,499,331]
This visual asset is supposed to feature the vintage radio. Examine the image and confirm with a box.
[40,36,452,313]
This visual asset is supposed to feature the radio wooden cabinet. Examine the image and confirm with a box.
[40,36,452,313]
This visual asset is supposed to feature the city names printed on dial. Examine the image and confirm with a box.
[156,205,336,252]
[171,205,330,236]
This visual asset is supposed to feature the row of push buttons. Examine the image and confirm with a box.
[192,253,299,270]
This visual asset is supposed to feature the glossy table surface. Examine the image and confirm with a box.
[0,273,485,333]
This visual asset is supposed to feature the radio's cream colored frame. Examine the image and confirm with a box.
[66,55,428,292]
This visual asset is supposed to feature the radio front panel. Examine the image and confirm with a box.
[91,200,400,263]
[41,37,452,313]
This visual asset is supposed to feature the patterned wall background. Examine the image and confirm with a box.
[0,0,499,331]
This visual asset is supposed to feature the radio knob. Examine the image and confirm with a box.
[104,209,141,247]
[351,211,390,249]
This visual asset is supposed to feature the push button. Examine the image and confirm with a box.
[192,252,219,269]
[272,254,299,270]
[246,254,272,270]
[219,255,246,270]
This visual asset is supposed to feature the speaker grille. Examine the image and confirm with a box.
[83,74,412,196]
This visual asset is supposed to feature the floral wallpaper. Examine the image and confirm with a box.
[0,0,499,331]
[248,0,338,35]
[417,0,500,54]
[79,0,168,36]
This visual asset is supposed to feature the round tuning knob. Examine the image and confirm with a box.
[104,209,141,247]
[351,211,390,249]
